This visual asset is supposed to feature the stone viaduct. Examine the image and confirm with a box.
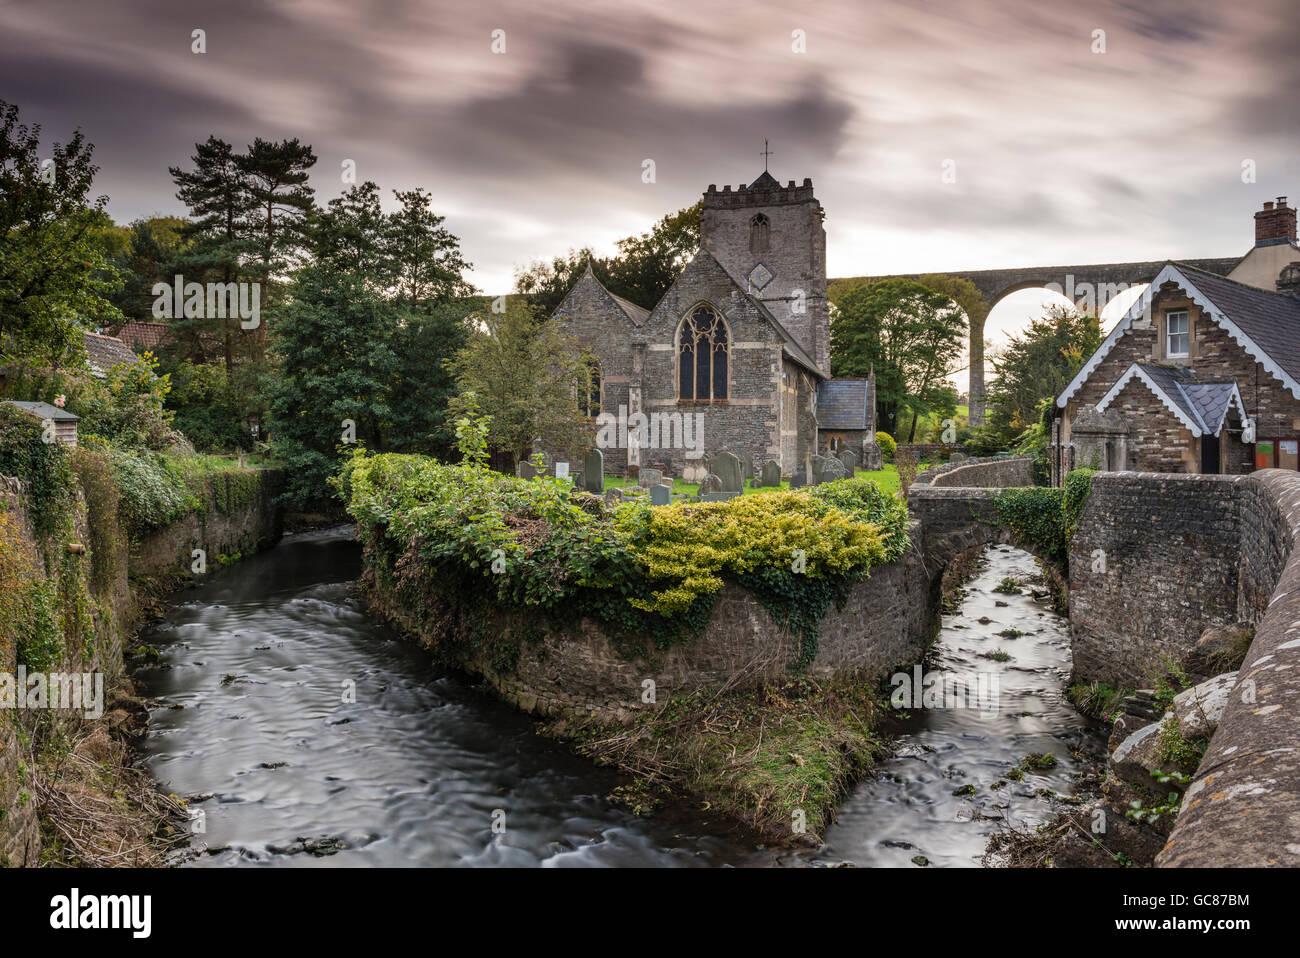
[850,257,1241,425]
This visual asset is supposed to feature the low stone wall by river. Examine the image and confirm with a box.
[0,467,283,867]
[364,525,939,723]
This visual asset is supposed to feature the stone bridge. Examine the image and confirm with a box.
[849,256,1241,425]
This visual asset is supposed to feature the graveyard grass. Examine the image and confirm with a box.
[605,465,901,498]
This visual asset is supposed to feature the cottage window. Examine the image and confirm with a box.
[1166,311,1189,358]
[677,306,729,401]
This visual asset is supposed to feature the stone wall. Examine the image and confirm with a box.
[1068,473,1242,687]
[1157,469,1300,867]
[915,455,1035,488]
[364,526,939,723]
[0,466,282,866]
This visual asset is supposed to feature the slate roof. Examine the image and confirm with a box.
[2,400,79,422]
[83,331,140,377]
[1097,362,1246,436]
[1173,263,1300,393]
[749,170,780,190]
[1059,261,1300,407]
[816,379,871,430]
[607,291,650,326]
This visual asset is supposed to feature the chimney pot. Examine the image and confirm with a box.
[1255,197,1297,246]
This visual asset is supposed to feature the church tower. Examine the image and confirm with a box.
[700,171,829,376]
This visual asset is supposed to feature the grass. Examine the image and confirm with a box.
[558,676,886,844]
[603,465,901,499]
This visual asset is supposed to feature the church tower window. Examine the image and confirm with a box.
[678,305,728,402]
[749,213,770,253]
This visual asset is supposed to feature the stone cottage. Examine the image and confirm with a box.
[1052,199,1300,482]
[551,170,876,479]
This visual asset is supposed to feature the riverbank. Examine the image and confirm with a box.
[0,416,283,866]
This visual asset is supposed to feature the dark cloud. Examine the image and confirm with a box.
[0,0,1294,290]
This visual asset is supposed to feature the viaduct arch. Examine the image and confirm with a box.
[850,257,1241,425]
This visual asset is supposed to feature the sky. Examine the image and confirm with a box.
[3,0,1298,371]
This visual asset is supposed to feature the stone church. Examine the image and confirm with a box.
[552,170,877,480]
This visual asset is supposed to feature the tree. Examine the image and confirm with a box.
[237,137,317,363]
[447,298,591,466]
[266,264,400,507]
[513,202,701,314]
[830,278,967,441]
[169,136,256,371]
[980,304,1102,449]
[386,300,471,458]
[387,188,475,307]
[111,215,190,322]
[0,99,121,366]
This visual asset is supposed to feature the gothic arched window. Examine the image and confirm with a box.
[678,305,728,402]
[579,355,601,418]
[749,213,770,253]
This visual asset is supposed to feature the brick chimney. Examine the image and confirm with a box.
[1254,196,1296,247]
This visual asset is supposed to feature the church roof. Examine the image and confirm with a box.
[816,379,871,430]
[555,264,649,328]
[607,289,650,326]
[749,170,780,190]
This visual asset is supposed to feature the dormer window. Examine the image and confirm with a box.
[1166,310,1189,359]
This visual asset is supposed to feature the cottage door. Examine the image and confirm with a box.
[1201,433,1220,474]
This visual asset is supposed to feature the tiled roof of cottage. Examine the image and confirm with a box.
[83,331,139,377]
[816,379,871,430]
[114,321,172,351]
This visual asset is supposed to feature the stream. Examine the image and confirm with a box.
[133,527,1102,867]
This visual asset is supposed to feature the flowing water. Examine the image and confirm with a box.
[134,528,1102,867]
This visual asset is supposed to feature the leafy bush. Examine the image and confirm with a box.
[343,452,910,663]
[165,361,251,452]
[875,431,896,459]
[0,510,62,671]
[109,449,195,538]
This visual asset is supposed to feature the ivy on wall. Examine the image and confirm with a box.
[994,468,1095,563]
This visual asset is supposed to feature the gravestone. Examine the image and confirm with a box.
[861,441,883,471]
[712,451,743,493]
[742,458,754,484]
[517,461,538,479]
[652,461,673,480]
[554,461,570,480]
[637,467,663,489]
[700,491,740,502]
[627,464,640,481]
[789,467,807,489]
[838,449,857,476]
[650,484,671,506]
[584,449,604,494]
[602,487,623,507]
[809,454,828,485]
[699,473,723,495]
[821,457,847,483]
[760,460,782,488]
